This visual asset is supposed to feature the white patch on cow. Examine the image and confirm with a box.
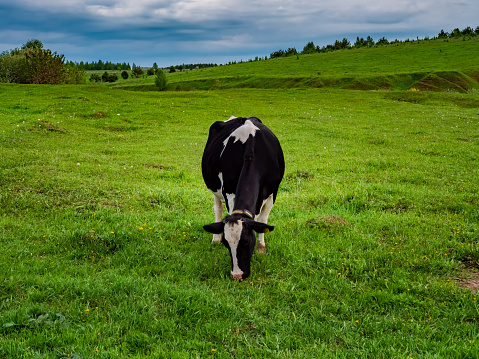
[220,119,259,157]
[217,171,235,214]
[224,116,237,122]
[211,193,224,242]
[255,193,274,250]
[224,220,243,277]
[218,172,224,188]
[226,193,235,214]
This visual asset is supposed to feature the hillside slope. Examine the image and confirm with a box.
[116,37,479,92]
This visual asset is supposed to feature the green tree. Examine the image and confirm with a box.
[354,37,366,47]
[0,39,83,84]
[302,41,316,54]
[366,36,375,47]
[0,53,27,83]
[22,39,43,50]
[132,66,143,78]
[24,48,66,84]
[121,70,129,79]
[376,37,389,45]
[438,29,448,38]
[169,66,176,73]
[155,69,167,91]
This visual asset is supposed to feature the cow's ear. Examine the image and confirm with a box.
[203,222,225,234]
[250,221,274,234]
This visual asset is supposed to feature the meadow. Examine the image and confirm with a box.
[1,38,479,358]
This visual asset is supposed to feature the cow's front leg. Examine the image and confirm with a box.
[255,194,274,254]
[212,194,224,242]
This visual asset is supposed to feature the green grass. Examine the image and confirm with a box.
[94,37,479,93]
[1,38,479,357]
[113,36,479,92]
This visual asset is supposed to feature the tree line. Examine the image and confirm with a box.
[67,60,131,71]
[269,25,479,59]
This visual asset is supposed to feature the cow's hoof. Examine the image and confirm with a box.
[231,273,243,281]
[257,244,266,254]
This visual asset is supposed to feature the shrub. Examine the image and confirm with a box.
[121,70,129,79]
[108,73,118,82]
[24,48,66,84]
[64,67,85,84]
[0,39,81,84]
[147,68,155,76]
[131,66,143,78]
[0,54,27,83]
[155,70,167,91]
[89,73,101,82]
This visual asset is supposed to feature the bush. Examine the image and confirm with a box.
[131,66,143,78]
[102,71,109,82]
[155,70,167,91]
[64,67,85,84]
[121,70,129,79]
[147,68,155,76]
[108,74,118,82]
[89,73,101,82]
[24,48,66,84]
[0,39,82,84]
[0,54,27,83]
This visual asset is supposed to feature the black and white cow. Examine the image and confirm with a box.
[202,116,285,281]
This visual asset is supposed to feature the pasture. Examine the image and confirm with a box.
[1,64,479,357]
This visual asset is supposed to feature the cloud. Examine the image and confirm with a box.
[1,0,478,65]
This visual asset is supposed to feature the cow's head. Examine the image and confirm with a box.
[203,213,274,281]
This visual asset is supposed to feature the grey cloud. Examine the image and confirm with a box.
[1,0,478,66]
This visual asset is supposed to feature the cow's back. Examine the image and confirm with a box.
[202,117,284,209]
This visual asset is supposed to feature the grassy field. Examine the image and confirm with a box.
[88,37,479,93]
[108,36,479,92]
[1,38,479,358]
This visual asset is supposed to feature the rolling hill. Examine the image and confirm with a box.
[113,36,479,93]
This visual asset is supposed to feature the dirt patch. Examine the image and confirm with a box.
[287,170,314,180]
[455,270,479,293]
[413,72,472,93]
[306,215,349,230]
[28,121,65,133]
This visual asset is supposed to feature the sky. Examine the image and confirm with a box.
[0,0,477,67]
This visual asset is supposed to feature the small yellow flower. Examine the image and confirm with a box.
[86,309,90,312]
[212,348,216,352]
[111,231,114,234]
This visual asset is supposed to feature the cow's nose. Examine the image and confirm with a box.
[231,273,243,281]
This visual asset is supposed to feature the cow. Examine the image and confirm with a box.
[202,116,285,281]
